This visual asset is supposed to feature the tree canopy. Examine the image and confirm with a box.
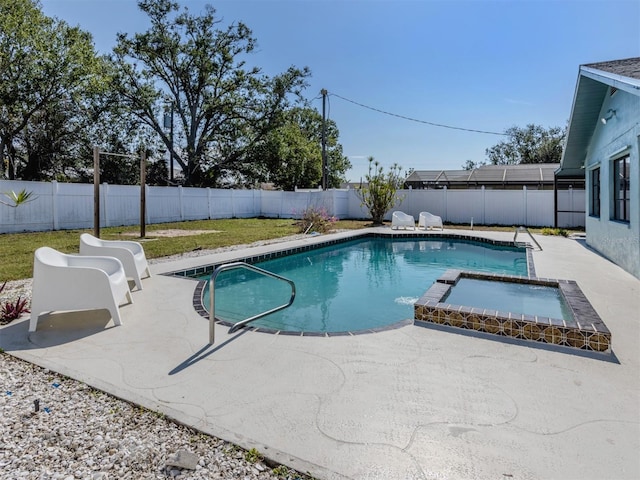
[484,124,565,166]
[244,107,351,190]
[110,0,311,187]
[0,0,106,180]
[461,159,486,171]
[1,0,350,189]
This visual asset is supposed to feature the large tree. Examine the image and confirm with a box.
[485,124,565,165]
[110,0,310,187]
[0,0,104,179]
[244,106,351,190]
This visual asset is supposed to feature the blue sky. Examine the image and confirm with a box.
[41,0,640,182]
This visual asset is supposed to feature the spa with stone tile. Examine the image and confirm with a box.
[414,269,611,353]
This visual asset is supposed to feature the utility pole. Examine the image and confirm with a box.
[321,89,328,190]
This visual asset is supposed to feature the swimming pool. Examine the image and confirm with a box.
[199,237,528,334]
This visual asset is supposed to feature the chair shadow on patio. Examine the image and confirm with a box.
[2,309,120,350]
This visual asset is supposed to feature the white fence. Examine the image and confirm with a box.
[396,187,585,229]
[0,180,584,234]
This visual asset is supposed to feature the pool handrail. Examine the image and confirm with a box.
[208,261,296,343]
[513,226,543,251]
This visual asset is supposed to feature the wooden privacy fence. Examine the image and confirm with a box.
[0,180,584,234]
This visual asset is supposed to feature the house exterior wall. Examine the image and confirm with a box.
[584,89,640,279]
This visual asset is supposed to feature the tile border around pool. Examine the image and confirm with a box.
[179,231,535,337]
[413,270,611,353]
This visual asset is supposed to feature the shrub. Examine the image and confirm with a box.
[354,157,405,225]
[0,281,30,325]
[541,227,568,237]
[0,189,37,207]
[296,206,337,234]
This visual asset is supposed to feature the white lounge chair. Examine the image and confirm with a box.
[391,211,415,230]
[79,233,150,291]
[30,247,133,332]
[418,212,444,231]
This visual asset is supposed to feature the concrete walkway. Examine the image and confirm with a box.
[2,228,639,480]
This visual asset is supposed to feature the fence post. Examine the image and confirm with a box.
[145,185,151,225]
[523,186,527,226]
[52,180,59,231]
[102,183,109,229]
[443,186,448,223]
[232,189,236,218]
[569,185,574,228]
[279,190,284,219]
[178,185,184,221]
[481,185,486,225]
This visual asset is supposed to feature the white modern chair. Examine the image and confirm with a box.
[391,211,416,230]
[79,233,150,291]
[30,247,133,332]
[418,212,444,231]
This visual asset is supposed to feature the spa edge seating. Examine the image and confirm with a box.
[30,247,133,332]
[418,212,444,231]
[80,233,151,291]
[391,211,416,230]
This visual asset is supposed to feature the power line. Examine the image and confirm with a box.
[328,91,507,136]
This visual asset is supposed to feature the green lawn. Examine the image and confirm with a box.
[0,218,580,281]
[0,219,370,281]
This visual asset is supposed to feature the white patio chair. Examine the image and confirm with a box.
[30,247,133,332]
[391,211,416,230]
[418,212,444,231]
[79,233,150,291]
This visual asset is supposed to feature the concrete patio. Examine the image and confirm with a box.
[1,228,639,480]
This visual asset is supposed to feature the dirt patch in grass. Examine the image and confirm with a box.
[122,229,221,238]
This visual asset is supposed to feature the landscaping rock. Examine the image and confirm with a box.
[166,449,199,470]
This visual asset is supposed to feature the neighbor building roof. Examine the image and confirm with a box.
[405,163,559,187]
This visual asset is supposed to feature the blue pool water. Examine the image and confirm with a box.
[445,278,573,320]
[202,237,528,333]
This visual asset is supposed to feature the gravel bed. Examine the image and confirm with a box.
[0,354,309,480]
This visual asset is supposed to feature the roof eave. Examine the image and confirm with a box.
[580,66,640,96]
[558,61,640,178]
[557,74,607,178]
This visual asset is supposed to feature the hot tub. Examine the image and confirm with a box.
[414,270,611,353]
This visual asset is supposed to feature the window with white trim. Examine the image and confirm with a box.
[590,167,600,217]
[612,156,630,222]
